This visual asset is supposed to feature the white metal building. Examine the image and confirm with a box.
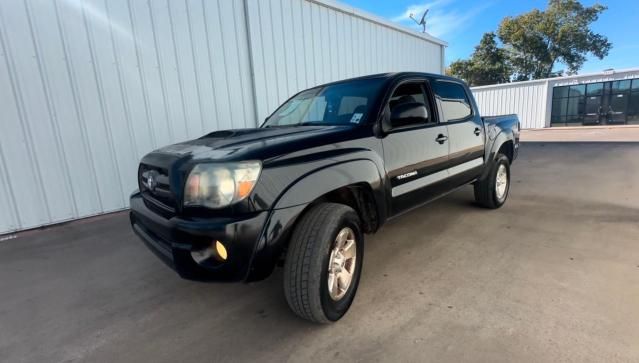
[0,0,446,234]
[472,68,639,129]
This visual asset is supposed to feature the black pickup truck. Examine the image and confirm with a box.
[130,72,519,323]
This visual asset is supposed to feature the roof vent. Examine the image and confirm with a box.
[602,68,615,75]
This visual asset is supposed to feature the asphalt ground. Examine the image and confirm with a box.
[1,141,638,362]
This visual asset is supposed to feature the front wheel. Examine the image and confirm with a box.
[283,203,364,323]
[474,153,511,209]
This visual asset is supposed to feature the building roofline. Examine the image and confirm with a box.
[471,67,639,90]
[306,0,448,47]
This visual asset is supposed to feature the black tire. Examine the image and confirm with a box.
[283,203,364,323]
[474,153,510,209]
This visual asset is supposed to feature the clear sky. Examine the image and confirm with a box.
[340,0,638,74]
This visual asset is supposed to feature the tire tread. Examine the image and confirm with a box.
[283,203,355,323]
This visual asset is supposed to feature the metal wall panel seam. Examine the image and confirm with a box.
[251,0,269,121]
[200,0,222,130]
[166,0,191,140]
[230,0,249,127]
[308,2,318,86]
[241,0,261,127]
[52,0,104,212]
[297,0,309,89]
[79,0,126,207]
[104,0,140,163]
[332,11,340,79]
[231,0,256,127]
[348,12,355,76]
[0,131,20,231]
[215,0,238,130]
[278,0,294,95]
[183,0,207,134]
[289,0,303,89]
[125,0,158,150]
[23,0,78,218]
[268,2,282,108]
[147,0,175,142]
[286,0,301,92]
[0,4,52,224]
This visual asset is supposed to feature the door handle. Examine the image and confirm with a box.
[474,127,481,136]
[435,134,448,144]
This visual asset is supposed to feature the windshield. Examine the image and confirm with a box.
[262,78,385,127]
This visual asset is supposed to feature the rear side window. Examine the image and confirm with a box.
[433,81,472,122]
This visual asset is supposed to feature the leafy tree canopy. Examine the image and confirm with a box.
[447,0,611,85]
[447,32,510,86]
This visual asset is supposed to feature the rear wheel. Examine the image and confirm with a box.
[474,153,510,209]
[283,203,364,323]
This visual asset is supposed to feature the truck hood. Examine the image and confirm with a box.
[148,125,356,163]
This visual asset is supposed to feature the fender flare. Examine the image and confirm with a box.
[244,159,385,281]
[272,158,385,211]
[479,130,514,181]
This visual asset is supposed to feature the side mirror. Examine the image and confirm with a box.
[389,102,428,129]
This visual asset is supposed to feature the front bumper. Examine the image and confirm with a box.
[130,192,268,282]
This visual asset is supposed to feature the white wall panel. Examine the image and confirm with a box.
[246,0,445,122]
[472,80,550,129]
[0,0,444,234]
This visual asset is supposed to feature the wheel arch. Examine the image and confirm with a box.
[246,159,385,281]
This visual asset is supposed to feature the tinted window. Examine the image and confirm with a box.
[569,84,585,97]
[586,83,603,96]
[612,80,631,92]
[553,86,569,98]
[566,97,585,116]
[338,96,368,116]
[632,79,639,91]
[263,78,385,127]
[388,82,431,126]
[432,81,472,122]
[551,98,568,124]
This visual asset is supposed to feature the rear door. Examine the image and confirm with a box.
[432,80,484,181]
[381,78,450,215]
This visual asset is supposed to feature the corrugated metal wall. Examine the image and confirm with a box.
[0,0,445,234]
[245,0,445,121]
[472,80,550,129]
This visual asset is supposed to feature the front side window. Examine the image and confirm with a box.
[432,81,472,122]
[386,81,431,127]
[263,78,385,127]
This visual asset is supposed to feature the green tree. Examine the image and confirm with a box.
[498,0,611,80]
[447,32,510,86]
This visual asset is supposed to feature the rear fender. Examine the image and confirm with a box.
[479,130,514,181]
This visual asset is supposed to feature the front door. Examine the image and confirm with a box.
[381,79,450,215]
[431,80,484,182]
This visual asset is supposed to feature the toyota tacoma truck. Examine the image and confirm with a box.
[130,72,519,323]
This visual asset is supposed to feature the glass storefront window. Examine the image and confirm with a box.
[566,97,585,116]
[628,92,639,124]
[612,80,631,92]
[586,82,604,96]
[553,86,569,98]
[569,84,585,97]
[551,78,639,126]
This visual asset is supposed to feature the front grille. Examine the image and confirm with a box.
[139,163,177,213]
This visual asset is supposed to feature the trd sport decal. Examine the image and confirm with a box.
[396,171,418,180]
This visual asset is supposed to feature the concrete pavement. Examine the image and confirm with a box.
[521,125,639,142]
[1,142,639,362]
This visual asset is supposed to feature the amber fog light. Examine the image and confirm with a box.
[191,240,228,265]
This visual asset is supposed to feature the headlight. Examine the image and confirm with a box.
[184,161,261,209]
